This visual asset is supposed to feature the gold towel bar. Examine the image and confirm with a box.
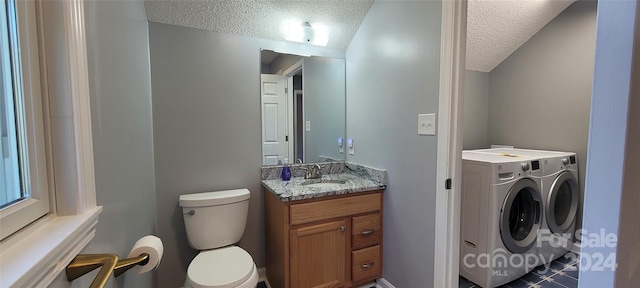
[114,253,150,277]
[66,253,150,288]
[66,254,118,288]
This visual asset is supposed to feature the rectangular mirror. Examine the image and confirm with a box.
[260,50,345,166]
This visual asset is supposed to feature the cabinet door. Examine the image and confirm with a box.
[290,219,348,288]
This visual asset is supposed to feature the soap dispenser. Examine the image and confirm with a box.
[281,158,291,181]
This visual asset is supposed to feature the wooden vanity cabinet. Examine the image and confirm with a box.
[290,219,347,288]
[264,189,383,288]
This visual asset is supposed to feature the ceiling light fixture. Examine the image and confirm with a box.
[282,20,329,47]
[301,22,315,44]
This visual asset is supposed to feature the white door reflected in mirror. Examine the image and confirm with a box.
[261,74,288,165]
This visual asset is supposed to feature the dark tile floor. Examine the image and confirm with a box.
[460,252,579,288]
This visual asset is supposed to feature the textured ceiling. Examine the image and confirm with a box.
[466,0,575,72]
[144,0,374,50]
[145,0,575,72]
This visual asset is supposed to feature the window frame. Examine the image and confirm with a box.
[0,0,101,286]
[0,0,51,240]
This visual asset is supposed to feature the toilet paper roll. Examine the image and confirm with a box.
[127,235,164,274]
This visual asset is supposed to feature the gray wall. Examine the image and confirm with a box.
[303,57,345,162]
[463,70,490,150]
[579,0,638,286]
[148,23,343,288]
[487,0,597,231]
[78,0,157,287]
[267,53,303,75]
[345,1,441,287]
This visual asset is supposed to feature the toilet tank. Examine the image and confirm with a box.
[179,189,250,250]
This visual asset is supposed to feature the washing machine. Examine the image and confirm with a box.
[471,148,580,264]
[460,151,544,287]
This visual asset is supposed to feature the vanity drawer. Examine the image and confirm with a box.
[290,193,381,225]
[352,213,381,249]
[352,245,381,284]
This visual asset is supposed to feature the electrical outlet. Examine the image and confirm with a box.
[347,138,354,155]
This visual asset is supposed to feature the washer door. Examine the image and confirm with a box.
[546,171,579,234]
[500,178,542,253]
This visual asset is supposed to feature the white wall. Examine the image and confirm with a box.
[67,0,157,287]
[462,70,489,149]
[148,23,343,288]
[345,1,442,286]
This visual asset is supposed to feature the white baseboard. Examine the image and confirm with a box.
[257,269,390,288]
[356,281,376,288]
[376,278,396,288]
[257,267,271,288]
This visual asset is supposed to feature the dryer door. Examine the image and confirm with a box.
[500,178,542,254]
[546,171,579,234]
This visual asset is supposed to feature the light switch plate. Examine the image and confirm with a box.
[418,113,436,136]
[305,121,311,132]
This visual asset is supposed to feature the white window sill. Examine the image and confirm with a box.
[0,206,102,287]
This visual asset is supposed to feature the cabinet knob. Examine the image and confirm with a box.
[340,225,346,232]
[361,262,375,269]
[360,229,375,236]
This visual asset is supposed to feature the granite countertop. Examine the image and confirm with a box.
[261,163,387,202]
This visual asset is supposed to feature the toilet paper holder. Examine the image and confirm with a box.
[66,253,150,288]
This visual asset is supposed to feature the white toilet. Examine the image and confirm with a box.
[179,189,259,288]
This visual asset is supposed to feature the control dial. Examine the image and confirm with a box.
[562,158,570,165]
[521,162,530,171]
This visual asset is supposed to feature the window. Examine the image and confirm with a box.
[0,0,22,208]
[0,0,100,286]
[0,0,49,240]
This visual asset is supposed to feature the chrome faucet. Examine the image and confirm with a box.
[304,164,323,179]
[295,159,303,164]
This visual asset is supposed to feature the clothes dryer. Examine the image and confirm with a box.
[471,148,580,264]
[460,151,544,287]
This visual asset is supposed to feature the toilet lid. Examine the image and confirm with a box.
[186,246,255,288]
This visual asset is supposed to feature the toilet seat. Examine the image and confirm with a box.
[186,246,257,288]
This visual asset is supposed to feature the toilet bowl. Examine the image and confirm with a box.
[180,189,258,288]
[184,246,258,288]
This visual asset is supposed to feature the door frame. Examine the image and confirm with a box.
[436,1,640,287]
[434,0,466,287]
[283,60,303,163]
[293,89,305,163]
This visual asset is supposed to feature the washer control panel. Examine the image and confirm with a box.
[531,160,540,170]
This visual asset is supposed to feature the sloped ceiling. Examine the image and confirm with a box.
[144,0,575,72]
[466,0,575,72]
[144,0,374,51]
